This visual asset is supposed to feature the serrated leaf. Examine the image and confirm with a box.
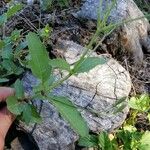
[49,96,89,137]
[128,97,140,110]
[6,4,23,19]
[139,131,150,150]
[98,132,115,150]
[49,58,70,71]
[129,95,150,112]
[26,32,51,82]
[14,79,24,99]
[6,96,22,115]
[73,57,107,73]
[78,135,98,148]
[1,44,13,60]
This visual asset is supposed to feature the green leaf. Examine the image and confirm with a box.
[1,44,13,60]
[49,58,70,71]
[128,97,140,110]
[21,104,42,124]
[73,57,107,73]
[129,95,150,112]
[6,4,23,19]
[49,96,89,137]
[0,78,9,83]
[11,29,22,42]
[26,32,51,82]
[7,96,22,115]
[14,79,24,99]
[78,135,98,148]
[139,131,150,150]
[0,40,5,49]
[113,103,127,114]
[116,130,141,150]
[113,97,127,107]
[98,132,115,150]
[147,113,150,123]
[39,24,52,38]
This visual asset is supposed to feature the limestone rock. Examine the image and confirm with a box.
[21,40,131,149]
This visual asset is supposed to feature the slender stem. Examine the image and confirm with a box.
[48,72,72,91]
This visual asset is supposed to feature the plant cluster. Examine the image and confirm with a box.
[0,0,112,144]
[78,95,150,150]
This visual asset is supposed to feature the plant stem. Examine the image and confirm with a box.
[48,72,72,91]
[48,13,150,91]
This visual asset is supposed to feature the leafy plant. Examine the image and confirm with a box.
[1,0,150,149]
[6,31,107,139]
[128,94,150,125]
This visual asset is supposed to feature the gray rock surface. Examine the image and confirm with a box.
[21,40,131,150]
[76,0,150,64]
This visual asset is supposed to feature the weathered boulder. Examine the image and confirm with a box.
[20,40,131,150]
[75,0,150,64]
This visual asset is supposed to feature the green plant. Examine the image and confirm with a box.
[1,0,150,149]
[78,95,150,150]
[0,0,117,140]
[128,94,150,125]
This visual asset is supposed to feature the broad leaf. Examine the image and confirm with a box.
[78,135,98,148]
[49,58,70,71]
[14,79,24,99]
[7,96,22,115]
[129,95,150,112]
[6,4,23,19]
[73,57,106,73]
[26,32,51,82]
[139,131,150,150]
[49,96,89,137]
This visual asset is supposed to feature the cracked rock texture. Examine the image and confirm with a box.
[21,40,131,150]
[76,0,150,64]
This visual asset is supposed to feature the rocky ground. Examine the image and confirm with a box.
[0,0,150,149]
